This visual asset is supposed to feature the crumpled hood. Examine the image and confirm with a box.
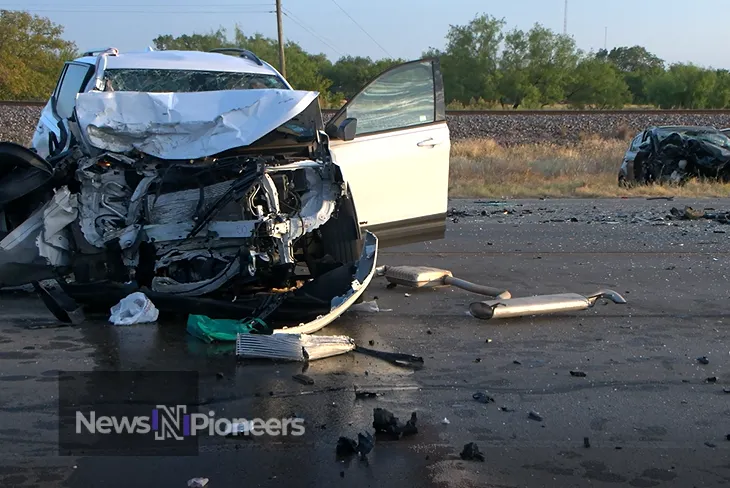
[75,89,319,160]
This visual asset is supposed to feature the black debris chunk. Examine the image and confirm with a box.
[340,471,345,478]
[216,372,225,380]
[473,391,496,404]
[528,411,543,422]
[368,340,375,346]
[474,358,481,363]
[697,356,710,365]
[513,360,522,365]
[705,442,717,448]
[726,434,730,441]
[372,408,418,439]
[499,406,515,412]
[336,437,358,457]
[292,374,314,385]
[354,388,378,400]
[459,442,485,462]
[386,282,397,289]
[584,437,591,448]
[426,329,432,335]
[357,432,375,458]
[570,371,587,377]
[706,376,718,384]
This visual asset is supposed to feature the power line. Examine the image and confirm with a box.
[328,0,391,58]
[282,8,343,57]
[3,7,274,13]
[0,2,272,6]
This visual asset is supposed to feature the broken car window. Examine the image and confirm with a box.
[103,69,287,92]
[55,64,92,119]
[344,61,436,136]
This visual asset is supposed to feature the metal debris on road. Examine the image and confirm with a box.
[459,442,485,462]
[236,333,425,368]
[187,478,209,488]
[528,411,543,422]
[469,289,627,320]
[354,387,378,399]
[348,300,391,313]
[381,265,510,299]
[473,391,496,404]
[441,417,450,425]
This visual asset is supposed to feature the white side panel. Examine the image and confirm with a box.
[31,101,61,159]
[329,122,450,227]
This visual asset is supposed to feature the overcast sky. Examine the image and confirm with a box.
[6,0,729,68]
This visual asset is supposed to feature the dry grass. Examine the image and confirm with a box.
[449,137,730,198]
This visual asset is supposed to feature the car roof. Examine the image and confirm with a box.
[73,50,281,76]
[653,125,718,132]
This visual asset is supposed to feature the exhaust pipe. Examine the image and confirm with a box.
[378,265,511,299]
[469,289,626,320]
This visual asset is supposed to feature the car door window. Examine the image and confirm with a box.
[630,134,642,151]
[55,63,92,120]
[343,61,436,136]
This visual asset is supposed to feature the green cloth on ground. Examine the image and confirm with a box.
[186,314,270,343]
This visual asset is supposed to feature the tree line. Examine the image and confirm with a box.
[2,10,730,110]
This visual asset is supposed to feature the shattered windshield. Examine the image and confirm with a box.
[103,69,288,92]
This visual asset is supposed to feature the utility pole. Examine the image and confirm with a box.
[276,0,286,77]
[563,0,568,35]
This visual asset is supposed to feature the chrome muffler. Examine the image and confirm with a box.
[469,290,626,320]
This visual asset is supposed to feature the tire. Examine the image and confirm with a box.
[319,194,363,266]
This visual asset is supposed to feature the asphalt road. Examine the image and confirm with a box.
[1,198,730,488]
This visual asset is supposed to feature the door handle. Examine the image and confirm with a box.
[417,138,441,147]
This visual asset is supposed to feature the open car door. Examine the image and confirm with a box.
[325,58,449,248]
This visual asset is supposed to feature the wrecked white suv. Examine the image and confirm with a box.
[0,48,450,331]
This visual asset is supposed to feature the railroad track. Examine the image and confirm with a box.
[4,100,730,116]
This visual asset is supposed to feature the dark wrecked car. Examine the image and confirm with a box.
[618,126,730,186]
[0,48,451,332]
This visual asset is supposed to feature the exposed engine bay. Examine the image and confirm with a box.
[65,150,342,296]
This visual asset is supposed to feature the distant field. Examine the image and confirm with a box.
[449,138,730,198]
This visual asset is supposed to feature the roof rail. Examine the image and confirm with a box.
[209,48,264,66]
[81,47,119,57]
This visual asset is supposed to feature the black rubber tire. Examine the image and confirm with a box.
[319,195,363,266]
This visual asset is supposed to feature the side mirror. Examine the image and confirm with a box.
[327,117,357,141]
